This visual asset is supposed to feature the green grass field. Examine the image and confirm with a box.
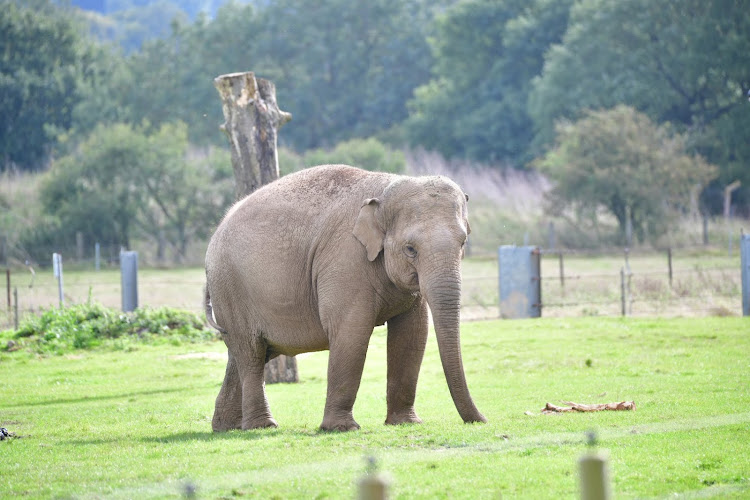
[2,317,748,498]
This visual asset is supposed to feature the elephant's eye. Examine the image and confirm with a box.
[404,245,417,258]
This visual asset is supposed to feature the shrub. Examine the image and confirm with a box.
[2,303,217,355]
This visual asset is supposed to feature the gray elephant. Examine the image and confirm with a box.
[205,165,486,431]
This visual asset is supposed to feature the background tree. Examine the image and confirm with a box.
[406,0,573,166]
[37,122,232,263]
[258,0,433,151]
[136,122,233,261]
[0,0,91,171]
[39,123,148,251]
[536,106,717,244]
[529,0,750,210]
[103,0,433,152]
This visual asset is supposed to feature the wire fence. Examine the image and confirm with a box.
[462,247,744,320]
[1,246,746,329]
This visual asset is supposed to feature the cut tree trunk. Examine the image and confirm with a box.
[214,71,298,384]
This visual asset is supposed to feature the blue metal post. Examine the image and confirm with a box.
[498,246,541,319]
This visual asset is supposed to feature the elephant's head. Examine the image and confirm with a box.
[353,176,486,424]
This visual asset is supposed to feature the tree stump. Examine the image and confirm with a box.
[214,71,298,384]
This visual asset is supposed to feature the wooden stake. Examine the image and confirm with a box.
[667,247,673,288]
[580,451,612,500]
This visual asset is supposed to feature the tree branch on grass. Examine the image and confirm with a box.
[540,401,636,414]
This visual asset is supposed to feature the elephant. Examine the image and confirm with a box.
[204,164,487,431]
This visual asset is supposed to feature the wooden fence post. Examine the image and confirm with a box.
[0,235,7,267]
[214,71,297,384]
[580,452,612,500]
[702,214,709,246]
[13,287,18,330]
[667,247,673,288]
[741,231,749,316]
[358,458,390,500]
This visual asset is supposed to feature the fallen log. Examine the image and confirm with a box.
[541,401,636,414]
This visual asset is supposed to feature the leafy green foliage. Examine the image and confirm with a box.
[2,302,215,354]
[0,0,93,170]
[34,122,233,263]
[529,0,750,209]
[94,0,433,152]
[407,0,573,166]
[536,106,717,243]
[303,138,406,174]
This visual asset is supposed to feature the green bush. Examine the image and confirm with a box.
[2,303,217,355]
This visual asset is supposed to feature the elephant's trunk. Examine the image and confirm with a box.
[420,263,487,424]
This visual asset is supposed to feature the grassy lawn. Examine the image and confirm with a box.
[2,317,748,498]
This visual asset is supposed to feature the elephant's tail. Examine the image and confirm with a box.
[204,285,227,334]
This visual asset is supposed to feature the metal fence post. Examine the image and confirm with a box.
[53,253,64,308]
[741,232,749,317]
[76,231,84,261]
[95,242,101,271]
[120,251,138,312]
[499,246,541,319]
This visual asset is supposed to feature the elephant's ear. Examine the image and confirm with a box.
[353,198,384,262]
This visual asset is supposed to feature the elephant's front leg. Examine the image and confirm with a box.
[385,299,429,425]
[320,325,374,432]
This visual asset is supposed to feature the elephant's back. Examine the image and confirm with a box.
[206,165,394,287]
[217,165,394,239]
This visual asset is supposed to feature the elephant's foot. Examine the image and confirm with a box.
[320,415,360,432]
[241,416,279,430]
[212,404,243,432]
[385,409,423,425]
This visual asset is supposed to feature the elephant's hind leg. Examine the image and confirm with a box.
[212,349,243,432]
[235,340,278,430]
[385,300,429,425]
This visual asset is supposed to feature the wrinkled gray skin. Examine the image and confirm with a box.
[205,165,487,431]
